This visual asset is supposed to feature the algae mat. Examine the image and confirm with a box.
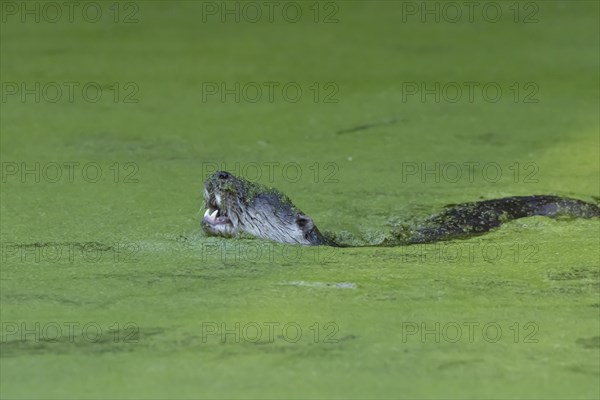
[1,1,599,399]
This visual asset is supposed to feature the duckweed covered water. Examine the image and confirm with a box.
[1,1,599,399]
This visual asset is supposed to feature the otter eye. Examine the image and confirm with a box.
[296,215,314,230]
[217,172,230,180]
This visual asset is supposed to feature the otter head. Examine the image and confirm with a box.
[201,171,326,245]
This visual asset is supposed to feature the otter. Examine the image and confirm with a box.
[201,171,599,247]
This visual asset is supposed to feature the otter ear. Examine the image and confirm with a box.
[296,214,315,233]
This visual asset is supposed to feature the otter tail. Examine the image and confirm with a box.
[406,195,599,244]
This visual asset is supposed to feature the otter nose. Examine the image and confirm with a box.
[217,171,230,180]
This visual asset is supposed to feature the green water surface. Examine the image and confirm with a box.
[1,1,599,399]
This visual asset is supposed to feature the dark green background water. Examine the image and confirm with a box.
[1,1,598,398]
